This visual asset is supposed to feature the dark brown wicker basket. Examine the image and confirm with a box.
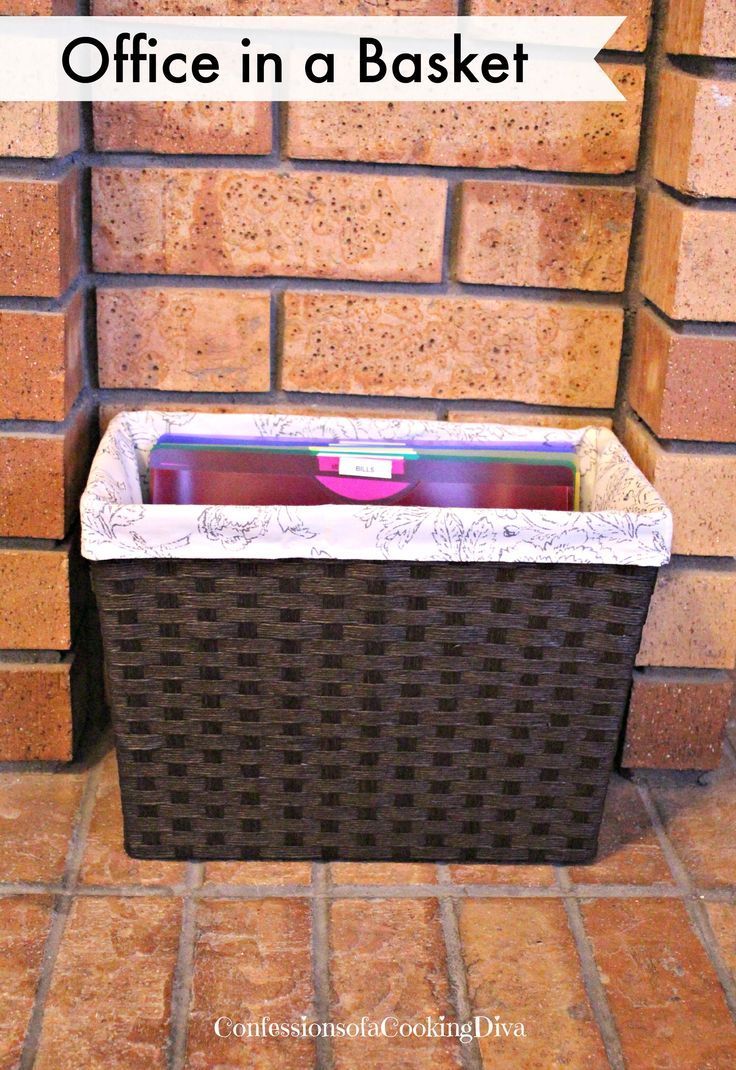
[92,557,656,864]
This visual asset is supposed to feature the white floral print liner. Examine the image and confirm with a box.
[81,411,672,567]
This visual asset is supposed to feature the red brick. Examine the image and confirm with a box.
[94,101,271,154]
[0,294,83,421]
[637,560,736,669]
[0,103,79,157]
[0,0,74,10]
[628,307,736,443]
[97,287,271,392]
[0,407,92,540]
[92,168,446,283]
[286,65,644,173]
[0,655,84,762]
[455,181,635,292]
[281,291,623,405]
[641,189,736,321]
[666,0,736,58]
[469,0,651,51]
[623,670,733,770]
[93,0,454,11]
[0,546,73,650]
[622,413,736,556]
[0,172,80,297]
[653,69,736,198]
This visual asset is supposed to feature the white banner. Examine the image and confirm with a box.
[0,16,625,102]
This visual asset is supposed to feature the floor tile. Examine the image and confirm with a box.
[330,863,437,886]
[649,763,736,889]
[449,863,556,887]
[204,861,312,886]
[459,898,608,1069]
[186,898,314,1070]
[34,896,181,1070]
[581,897,736,1069]
[0,770,84,883]
[704,902,736,980]
[569,776,673,886]
[0,896,53,1069]
[329,897,459,1070]
[79,751,185,887]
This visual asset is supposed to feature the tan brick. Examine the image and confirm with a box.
[0,407,92,540]
[93,0,454,11]
[97,287,271,392]
[628,307,736,443]
[94,101,271,154]
[641,189,736,321]
[35,897,181,1070]
[286,65,644,173]
[0,172,80,297]
[204,860,312,885]
[99,399,437,433]
[455,181,635,292]
[469,0,651,51]
[666,0,736,58]
[330,862,437,885]
[186,900,314,1070]
[80,751,185,887]
[0,898,52,1070]
[0,769,84,882]
[92,168,446,283]
[622,413,736,556]
[448,408,613,429]
[651,761,736,888]
[653,69,736,197]
[0,657,77,762]
[0,294,83,421]
[281,291,623,406]
[623,670,733,770]
[637,560,736,669]
[0,103,79,158]
[330,899,458,1070]
[460,899,608,1067]
[0,547,72,649]
[582,899,736,1066]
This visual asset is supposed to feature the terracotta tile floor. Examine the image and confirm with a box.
[2,727,736,1070]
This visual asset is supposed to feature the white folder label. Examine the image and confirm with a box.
[338,455,394,479]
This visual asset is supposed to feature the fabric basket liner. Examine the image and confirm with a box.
[81,411,672,566]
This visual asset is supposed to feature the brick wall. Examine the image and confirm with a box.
[0,0,733,766]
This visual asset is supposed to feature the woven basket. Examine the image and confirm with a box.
[93,556,656,864]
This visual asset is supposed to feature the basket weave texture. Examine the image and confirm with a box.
[93,557,656,864]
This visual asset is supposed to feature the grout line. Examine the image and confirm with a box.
[3,877,735,900]
[167,863,203,1070]
[634,781,693,889]
[637,780,736,1023]
[310,863,334,1070]
[436,865,483,1070]
[556,868,626,1070]
[17,760,103,1070]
